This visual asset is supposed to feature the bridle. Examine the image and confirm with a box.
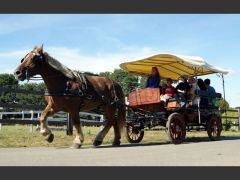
[20,52,63,81]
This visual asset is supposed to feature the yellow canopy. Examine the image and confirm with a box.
[120,54,228,80]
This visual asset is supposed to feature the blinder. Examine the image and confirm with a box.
[19,53,45,80]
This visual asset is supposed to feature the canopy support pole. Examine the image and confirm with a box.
[194,68,201,125]
[221,73,226,111]
[221,73,228,125]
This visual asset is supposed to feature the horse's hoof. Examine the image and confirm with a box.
[70,143,82,149]
[112,140,121,147]
[93,140,102,147]
[45,133,54,143]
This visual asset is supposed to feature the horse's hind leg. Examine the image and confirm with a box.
[112,123,121,146]
[39,105,56,143]
[112,108,126,146]
[70,112,84,149]
[93,106,115,147]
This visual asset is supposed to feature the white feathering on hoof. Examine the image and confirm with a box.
[40,128,51,136]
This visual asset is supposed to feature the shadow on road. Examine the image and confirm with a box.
[184,135,240,144]
[93,141,171,149]
[54,135,240,150]
[90,135,240,149]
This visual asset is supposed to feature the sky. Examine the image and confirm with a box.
[0,14,239,107]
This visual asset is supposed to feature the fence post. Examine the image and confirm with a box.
[0,113,2,131]
[238,109,240,131]
[66,113,73,135]
[22,111,24,120]
[100,115,104,130]
[29,110,34,133]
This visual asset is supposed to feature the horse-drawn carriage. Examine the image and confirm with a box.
[14,46,229,148]
[120,54,228,144]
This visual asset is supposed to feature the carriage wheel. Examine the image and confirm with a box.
[125,124,144,143]
[166,113,186,144]
[207,116,222,141]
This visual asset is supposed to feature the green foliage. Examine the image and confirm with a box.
[216,98,230,109]
[16,82,46,106]
[100,69,139,96]
[139,76,147,89]
[99,71,111,78]
[122,75,139,95]
[0,74,18,103]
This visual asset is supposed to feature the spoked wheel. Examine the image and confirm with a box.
[207,115,222,141]
[125,123,144,143]
[166,113,186,144]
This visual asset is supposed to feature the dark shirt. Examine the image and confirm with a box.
[146,76,160,88]
[176,82,191,92]
[175,81,191,100]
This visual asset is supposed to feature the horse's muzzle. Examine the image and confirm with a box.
[14,70,26,81]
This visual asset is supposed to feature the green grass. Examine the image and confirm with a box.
[0,125,240,148]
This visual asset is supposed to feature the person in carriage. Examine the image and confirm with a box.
[204,78,217,106]
[146,66,162,93]
[146,66,161,88]
[175,75,191,107]
[160,78,175,102]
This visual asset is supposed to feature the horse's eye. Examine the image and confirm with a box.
[21,58,24,63]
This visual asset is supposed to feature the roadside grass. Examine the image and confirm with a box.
[0,125,240,148]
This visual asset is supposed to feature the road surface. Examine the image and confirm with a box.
[1,136,240,166]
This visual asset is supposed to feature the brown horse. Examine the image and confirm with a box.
[14,45,126,148]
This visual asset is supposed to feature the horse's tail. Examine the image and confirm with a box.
[113,82,126,132]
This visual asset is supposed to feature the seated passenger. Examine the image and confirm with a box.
[188,77,197,97]
[204,78,216,105]
[188,77,198,105]
[175,75,191,107]
[146,67,162,92]
[160,78,175,102]
[196,78,208,106]
[197,78,207,91]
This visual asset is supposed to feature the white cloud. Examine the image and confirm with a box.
[0,49,28,58]
[0,46,157,74]
[46,46,157,73]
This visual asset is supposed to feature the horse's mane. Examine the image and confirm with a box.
[44,52,76,79]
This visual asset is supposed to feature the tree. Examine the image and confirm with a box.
[16,82,46,106]
[99,71,111,78]
[109,69,139,96]
[0,74,18,103]
[99,69,140,96]
[122,75,139,95]
[216,98,230,109]
[139,76,147,89]
[110,69,128,84]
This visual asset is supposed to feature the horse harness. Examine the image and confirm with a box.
[44,72,121,107]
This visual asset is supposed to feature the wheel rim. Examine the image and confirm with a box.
[127,125,142,141]
[169,116,185,140]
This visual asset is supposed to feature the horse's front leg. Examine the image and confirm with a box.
[39,105,55,143]
[70,112,84,149]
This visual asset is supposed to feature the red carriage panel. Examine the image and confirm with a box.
[128,88,161,106]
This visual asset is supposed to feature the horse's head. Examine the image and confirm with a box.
[14,45,45,81]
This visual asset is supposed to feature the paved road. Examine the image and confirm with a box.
[1,137,240,166]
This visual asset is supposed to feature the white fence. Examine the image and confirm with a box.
[0,110,105,132]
